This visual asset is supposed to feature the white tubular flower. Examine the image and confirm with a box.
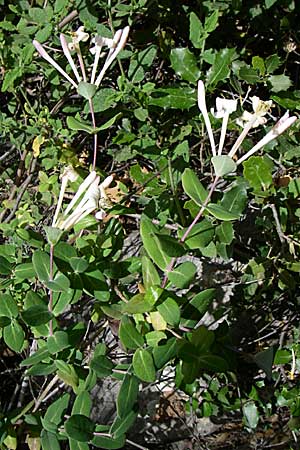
[211,98,238,155]
[92,26,130,87]
[60,34,82,83]
[198,80,216,156]
[236,112,297,165]
[52,166,79,228]
[236,96,273,128]
[33,39,78,88]
[68,26,89,51]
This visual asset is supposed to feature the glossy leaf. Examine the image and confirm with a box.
[170,48,201,84]
[157,297,180,326]
[207,48,235,86]
[0,293,18,318]
[64,415,95,442]
[133,348,156,382]
[110,411,137,438]
[142,256,161,289]
[47,331,70,354]
[4,320,24,352]
[149,87,196,109]
[119,316,144,349]
[140,216,172,271]
[72,391,92,417]
[153,337,177,368]
[168,262,197,289]
[182,168,208,206]
[206,203,240,221]
[212,155,236,177]
[116,374,139,418]
[21,305,52,326]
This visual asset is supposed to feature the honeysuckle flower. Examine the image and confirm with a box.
[236,96,273,128]
[198,80,216,156]
[211,98,238,155]
[90,26,130,86]
[33,25,129,89]
[33,39,78,88]
[68,26,89,51]
[236,111,297,165]
[228,96,273,159]
[52,171,114,231]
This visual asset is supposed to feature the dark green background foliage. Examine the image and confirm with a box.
[0,0,300,449]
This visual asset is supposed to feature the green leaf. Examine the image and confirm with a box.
[149,87,196,109]
[268,74,292,93]
[32,250,70,292]
[154,234,185,257]
[168,262,197,289]
[92,429,125,449]
[77,81,97,100]
[170,48,201,84]
[265,0,278,8]
[274,349,291,365]
[14,262,35,280]
[207,48,235,86]
[180,220,215,249]
[97,113,122,131]
[41,430,61,450]
[70,257,89,274]
[142,256,161,289]
[238,66,260,84]
[140,216,172,271]
[55,361,79,391]
[253,347,274,380]
[220,183,248,215]
[265,54,281,74]
[211,155,236,177]
[189,12,205,48]
[67,116,95,134]
[146,331,167,347]
[206,203,240,221]
[69,439,90,450]
[72,391,92,417]
[20,347,50,366]
[133,348,156,382]
[90,355,114,378]
[157,297,180,326]
[198,354,229,371]
[153,337,177,368]
[110,411,137,438]
[181,289,215,328]
[128,46,157,83]
[182,168,208,206]
[0,293,18,318]
[43,393,70,432]
[119,316,144,349]
[116,374,139,418]
[243,156,273,191]
[243,401,259,429]
[252,56,265,76]
[204,10,219,33]
[47,331,70,354]
[21,305,52,326]
[64,415,95,442]
[216,222,234,244]
[122,293,153,314]
[4,320,24,352]
[0,256,12,275]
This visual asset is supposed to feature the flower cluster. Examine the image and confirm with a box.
[52,168,113,231]
[33,25,129,89]
[197,80,297,168]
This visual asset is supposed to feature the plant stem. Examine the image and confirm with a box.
[168,157,186,226]
[161,175,219,288]
[89,98,98,170]
[49,243,54,336]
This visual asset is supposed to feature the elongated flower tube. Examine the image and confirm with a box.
[198,80,216,156]
[60,34,81,83]
[211,98,237,155]
[33,39,78,88]
[93,26,130,87]
[52,171,114,231]
[236,111,297,165]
